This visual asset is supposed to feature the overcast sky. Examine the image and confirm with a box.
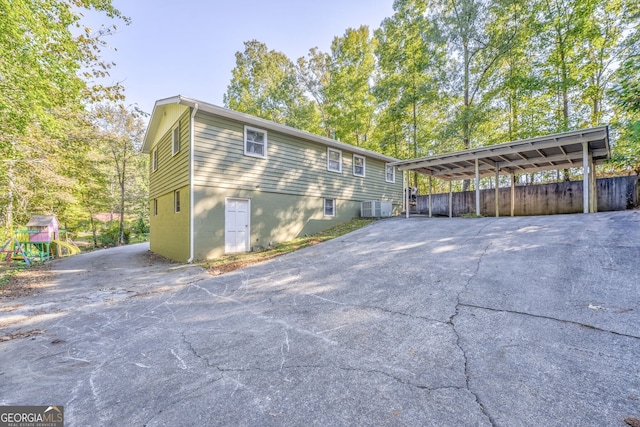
[89,0,395,115]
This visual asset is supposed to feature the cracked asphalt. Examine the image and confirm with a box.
[1,211,639,426]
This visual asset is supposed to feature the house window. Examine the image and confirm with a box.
[172,125,180,156]
[324,198,335,217]
[353,155,365,177]
[153,199,158,216]
[152,149,158,172]
[327,148,342,173]
[174,190,181,213]
[385,164,395,183]
[244,126,267,158]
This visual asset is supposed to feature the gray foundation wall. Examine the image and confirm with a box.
[416,176,639,217]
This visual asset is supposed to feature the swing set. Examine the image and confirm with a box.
[1,216,80,267]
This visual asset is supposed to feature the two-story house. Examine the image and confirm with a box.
[142,96,403,262]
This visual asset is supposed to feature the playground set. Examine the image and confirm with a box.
[1,215,80,267]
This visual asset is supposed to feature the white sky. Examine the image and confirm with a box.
[88,0,395,115]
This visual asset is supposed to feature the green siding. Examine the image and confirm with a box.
[148,107,403,262]
[193,187,364,260]
[148,108,192,261]
[193,113,402,202]
[149,109,191,199]
[149,185,190,262]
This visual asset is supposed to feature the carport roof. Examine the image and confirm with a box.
[389,126,610,180]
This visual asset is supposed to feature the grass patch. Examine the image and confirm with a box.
[203,218,377,276]
[459,212,485,218]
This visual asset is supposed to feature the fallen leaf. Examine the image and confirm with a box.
[625,417,640,427]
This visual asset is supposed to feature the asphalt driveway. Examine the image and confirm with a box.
[1,211,639,426]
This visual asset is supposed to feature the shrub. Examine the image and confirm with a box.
[98,222,130,247]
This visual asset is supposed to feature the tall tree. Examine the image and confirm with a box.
[536,0,595,131]
[296,48,333,137]
[0,0,128,236]
[437,0,518,188]
[92,104,146,245]
[325,26,378,148]
[224,40,319,132]
[375,0,446,184]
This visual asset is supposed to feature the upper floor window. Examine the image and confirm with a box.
[327,148,342,173]
[385,164,395,183]
[152,149,158,172]
[244,126,267,158]
[353,155,366,177]
[172,125,180,156]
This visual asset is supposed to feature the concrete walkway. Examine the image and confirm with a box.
[1,211,639,426]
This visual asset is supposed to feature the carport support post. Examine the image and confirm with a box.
[510,173,515,217]
[582,141,589,214]
[405,171,410,219]
[475,159,481,216]
[590,155,597,213]
[495,164,499,217]
[449,181,453,218]
[428,176,433,218]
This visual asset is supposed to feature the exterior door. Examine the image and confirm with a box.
[225,198,250,253]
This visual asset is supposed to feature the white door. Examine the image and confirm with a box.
[225,198,250,253]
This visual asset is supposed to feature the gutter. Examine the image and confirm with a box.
[186,103,199,263]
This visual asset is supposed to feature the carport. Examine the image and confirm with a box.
[391,126,610,217]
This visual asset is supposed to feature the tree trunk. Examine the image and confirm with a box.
[118,159,126,245]
[6,164,15,234]
[462,40,471,192]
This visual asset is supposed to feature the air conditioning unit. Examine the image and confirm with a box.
[361,201,392,218]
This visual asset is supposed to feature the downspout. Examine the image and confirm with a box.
[187,103,199,263]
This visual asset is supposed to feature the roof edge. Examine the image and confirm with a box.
[142,95,399,162]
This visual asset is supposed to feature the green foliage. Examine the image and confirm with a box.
[324,26,378,148]
[610,56,640,174]
[224,40,318,130]
[98,222,130,247]
[131,215,150,236]
[0,0,129,235]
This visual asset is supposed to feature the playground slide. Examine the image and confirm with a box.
[51,240,81,256]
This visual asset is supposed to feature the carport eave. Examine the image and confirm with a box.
[392,126,610,181]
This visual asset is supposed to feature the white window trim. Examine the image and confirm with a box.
[385,163,395,183]
[171,124,180,156]
[244,125,267,159]
[174,190,181,213]
[327,148,342,173]
[324,198,335,217]
[353,154,366,177]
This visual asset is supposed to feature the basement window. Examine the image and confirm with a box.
[244,126,267,158]
[153,199,158,216]
[174,190,181,213]
[324,198,335,217]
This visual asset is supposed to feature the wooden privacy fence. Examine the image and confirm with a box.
[415,176,639,217]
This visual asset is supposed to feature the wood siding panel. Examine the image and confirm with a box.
[150,109,191,199]
[193,113,402,203]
